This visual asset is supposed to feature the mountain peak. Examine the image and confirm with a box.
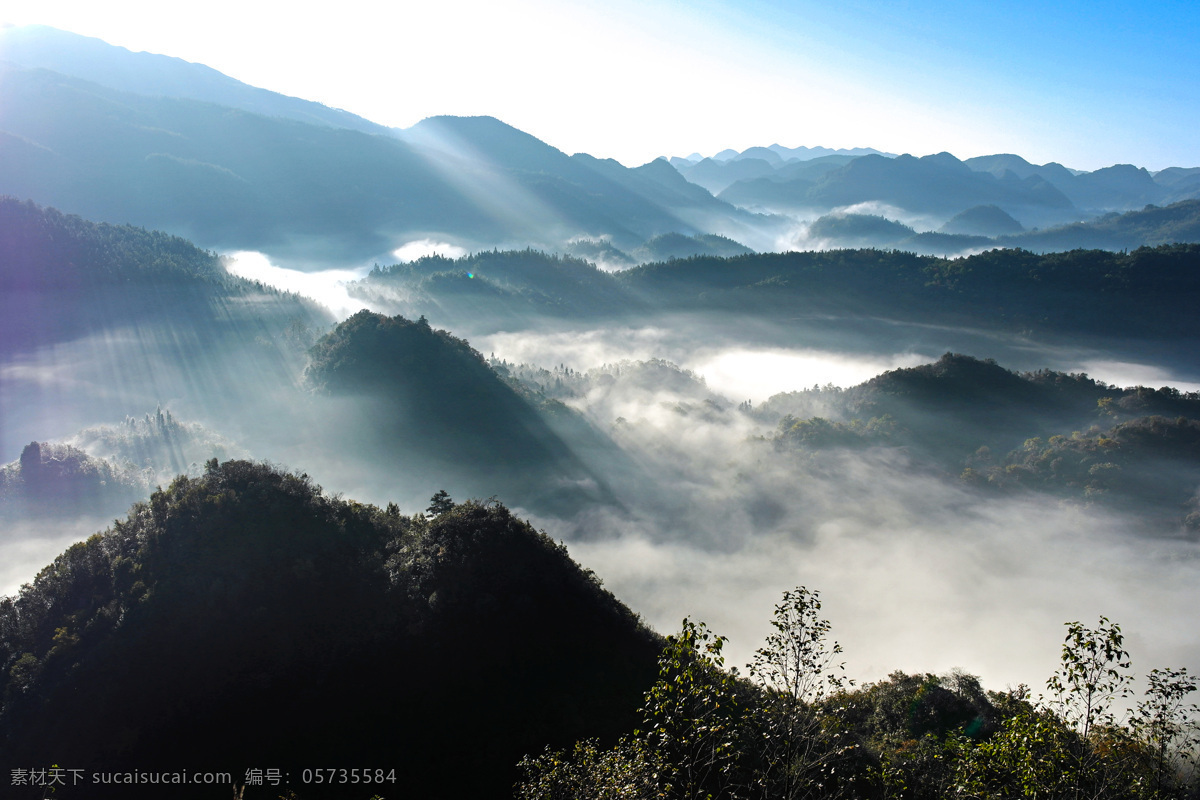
[0,24,392,136]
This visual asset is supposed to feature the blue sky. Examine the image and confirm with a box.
[3,0,1196,170]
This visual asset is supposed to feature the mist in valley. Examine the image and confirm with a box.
[6,239,1198,705]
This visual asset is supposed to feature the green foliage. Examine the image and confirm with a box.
[1047,617,1134,741]
[952,700,1078,799]
[426,489,455,517]
[516,737,666,800]
[747,587,857,800]
[517,596,1199,800]
[1132,668,1200,798]
[638,619,746,800]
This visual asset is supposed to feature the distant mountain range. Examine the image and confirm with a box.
[677,145,1199,233]
[792,199,1200,256]
[1,24,1197,269]
[0,26,780,265]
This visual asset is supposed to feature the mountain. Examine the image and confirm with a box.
[0,198,329,457]
[0,24,392,136]
[785,200,1200,256]
[0,29,777,263]
[343,240,1200,344]
[964,153,1080,186]
[676,153,856,197]
[0,196,327,357]
[939,205,1025,236]
[712,152,1076,224]
[806,213,915,248]
[767,143,894,160]
[708,149,1199,227]
[680,157,785,195]
[1065,164,1165,210]
[717,175,818,210]
[617,244,1200,340]
[304,310,613,512]
[350,249,635,325]
[807,153,1074,215]
[761,352,1200,530]
[964,154,1191,212]
[0,460,660,799]
[0,64,478,262]
[999,199,1200,252]
[634,232,755,262]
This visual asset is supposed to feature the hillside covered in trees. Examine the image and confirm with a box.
[348,243,1200,345]
[1,461,660,799]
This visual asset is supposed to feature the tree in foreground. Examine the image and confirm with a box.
[515,600,1199,800]
[747,587,857,800]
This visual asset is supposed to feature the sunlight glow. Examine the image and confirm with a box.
[222,251,374,319]
[692,348,932,403]
[391,239,469,263]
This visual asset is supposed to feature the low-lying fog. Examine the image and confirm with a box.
[490,342,1200,692]
[4,250,1198,700]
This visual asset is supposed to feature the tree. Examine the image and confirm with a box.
[1043,617,1135,800]
[1047,617,1133,742]
[1132,667,1199,799]
[426,489,454,517]
[951,697,1076,800]
[637,619,745,800]
[747,587,854,800]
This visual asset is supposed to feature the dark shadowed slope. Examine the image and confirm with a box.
[0,460,660,799]
[305,310,616,513]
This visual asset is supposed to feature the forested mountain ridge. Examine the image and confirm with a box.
[0,460,660,799]
[347,243,1200,341]
[0,196,329,354]
[349,249,637,325]
[996,198,1200,253]
[759,353,1200,532]
[618,244,1200,338]
[304,310,615,513]
[0,195,229,289]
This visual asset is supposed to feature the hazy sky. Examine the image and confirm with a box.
[3,1,1197,170]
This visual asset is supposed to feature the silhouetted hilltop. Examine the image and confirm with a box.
[940,205,1025,236]
[635,232,754,261]
[0,460,659,799]
[762,353,1200,531]
[807,213,915,247]
[305,311,611,511]
[0,441,149,522]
